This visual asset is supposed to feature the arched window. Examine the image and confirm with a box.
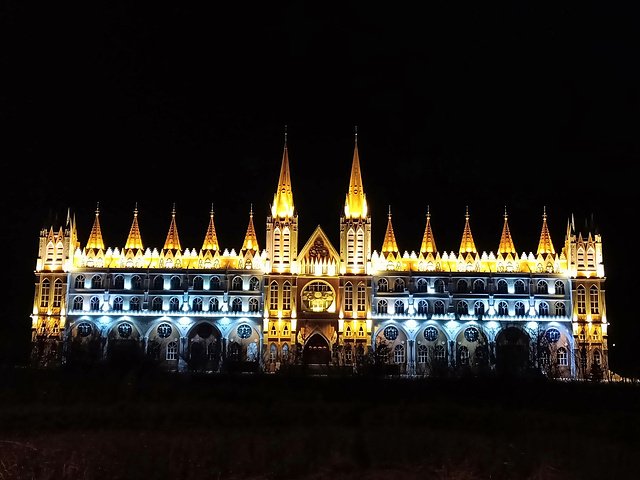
[515,301,526,316]
[593,349,601,366]
[358,325,365,337]
[457,300,468,315]
[498,301,509,316]
[538,302,549,316]
[130,297,140,311]
[394,300,404,315]
[434,300,446,315]
[416,278,428,293]
[153,276,164,290]
[270,344,277,362]
[249,276,260,291]
[394,278,405,292]
[90,296,100,311]
[152,297,163,311]
[113,275,125,289]
[577,285,586,314]
[76,322,92,337]
[210,276,221,290]
[457,279,468,293]
[282,282,291,310]
[537,280,548,294]
[247,342,258,361]
[473,279,485,293]
[344,282,353,311]
[131,275,142,290]
[555,302,566,316]
[435,344,446,363]
[209,297,219,312]
[249,298,259,312]
[345,325,352,337]
[417,345,428,363]
[557,347,568,366]
[377,299,388,314]
[73,296,83,311]
[92,275,103,289]
[166,341,178,361]
[394,344,405,364]
[555,280,565,295]
[474,301,485,316]
[587,249,596,269]
[514,280,526,294]
[192,276,204,290]
[577,248,585,267]
[459,345,470,365]
[231,298,243,312]
[169,297,180,312]
[497,279,508,294]
[232,276,243,290]
[356,229,364,268]
[53,279,63,308]
[270,282,279,310]
[434,279,446,293]
[75,275,85,289]
[590,286,599,314]
[347,228,355,266]
[345,344,353,363]
[192,297,203,312]
[113,296,123,312]
[170,276,181,290]
[417,300,428,315]
[269,323,277,337]
[40,278,51,307]
[357,283,366,311]
[377,278,388,292]
[282,344,289,361]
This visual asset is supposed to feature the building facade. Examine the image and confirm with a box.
[31,137,608,378]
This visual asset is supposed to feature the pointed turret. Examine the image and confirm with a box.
[124,205,143,250]
[381,206,399,253]
[537,207,555,255]
[202,204,220,251]
[459,207,477,254]
[271,131,295,218]
[344,129,368,219]
[242,206,259,252]
[163,204,181,251]
[498,207,516,255]
[420,206,437,254]
[86,203,104,250]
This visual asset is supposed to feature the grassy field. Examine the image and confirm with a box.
[0,368,638,479]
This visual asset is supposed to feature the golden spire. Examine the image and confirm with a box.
[420,206,437,254]
[498,207,516,254]
[163,204,181,251]
[202,204,220,251]
[242,205,259,252]
[344,127,368,219]
[459,207,477,254]
[537,206,555,255]
[124,204,143,250]
[272,127,295,218]
[86,203,104,250]
[381,206,399,253]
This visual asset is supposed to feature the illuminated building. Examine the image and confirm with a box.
[30,135,608,378]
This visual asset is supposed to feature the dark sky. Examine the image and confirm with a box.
[2,2,638,373]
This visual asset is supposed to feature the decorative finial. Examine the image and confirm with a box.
[543,206,547,218]
[388,204,392,218]
[172,203,176,215]
[465,206,469,218]
[284,124,288,146]
[134,202,138,215]
[250,203,253,216]
[210,203,214,216]
[504,206,508,219]
[96,202,100,214]
[427,205,430,219]
[355,125,358,142]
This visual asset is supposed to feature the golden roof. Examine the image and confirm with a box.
[242,207,259,252]
[498,208,516,255]
[86,204,104,250]
[344,134,368,219]
[420,207,437,254]
[124,206,143,250]
[202,205,219,251]
[459,208,477,254]
[163,205,181,251]
[381,207,399,253]
[537,207,555,255]
[272,134,295,218]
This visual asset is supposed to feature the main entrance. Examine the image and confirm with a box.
[496,327,530,374]
[303,334,331,364]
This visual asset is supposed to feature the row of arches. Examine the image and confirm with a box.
[74,274,261,291]
[376,277,567,295]
[376,299,568,317]
[70,295,261,314]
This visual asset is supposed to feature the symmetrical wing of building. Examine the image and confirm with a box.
[31,136,608,378]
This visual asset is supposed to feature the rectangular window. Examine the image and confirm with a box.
[270,283,278,310]
[590,287,599,314]
[166,342,178,361]
[357,284,366,312]
[282,283,291,310]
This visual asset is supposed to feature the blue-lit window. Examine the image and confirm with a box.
[424,326,438,342]
[545,328,561,344]
[77,322,92,337]
[237,324,252,339]
[157,323,172,338]
[383,325,398,341]
[118,322,132,338]
[464,327,479,342]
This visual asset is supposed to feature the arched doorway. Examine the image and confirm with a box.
[496,327,530,374]
[303,334,331,364]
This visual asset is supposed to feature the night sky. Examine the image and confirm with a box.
[2,2,638,374]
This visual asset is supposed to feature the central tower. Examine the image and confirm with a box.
[340,131,371,274]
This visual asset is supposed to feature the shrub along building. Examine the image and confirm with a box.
[31,135,608,378]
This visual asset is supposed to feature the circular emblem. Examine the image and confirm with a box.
[464,327,479,342]
[77,322,92,337]
[384,326,399,341]
[545,328,561,344]
[157,323,172,338]
[424,326,439,342]
[237,324,252,339]
[117,322,132,338]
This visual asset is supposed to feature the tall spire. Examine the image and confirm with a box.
[498,207,516,254]
[420,206,437,254]
[242,205,259,252]
[272,126,295,218]
[202,204,220,251]
[381,206,399,253]
[459,207,477,254]
[344,127,368,219]
[537,206,556,255]
[86,203,104,250]
[163,204,181,251]
[124,204,143,250]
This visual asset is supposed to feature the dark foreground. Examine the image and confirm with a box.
[0,368,638,480]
